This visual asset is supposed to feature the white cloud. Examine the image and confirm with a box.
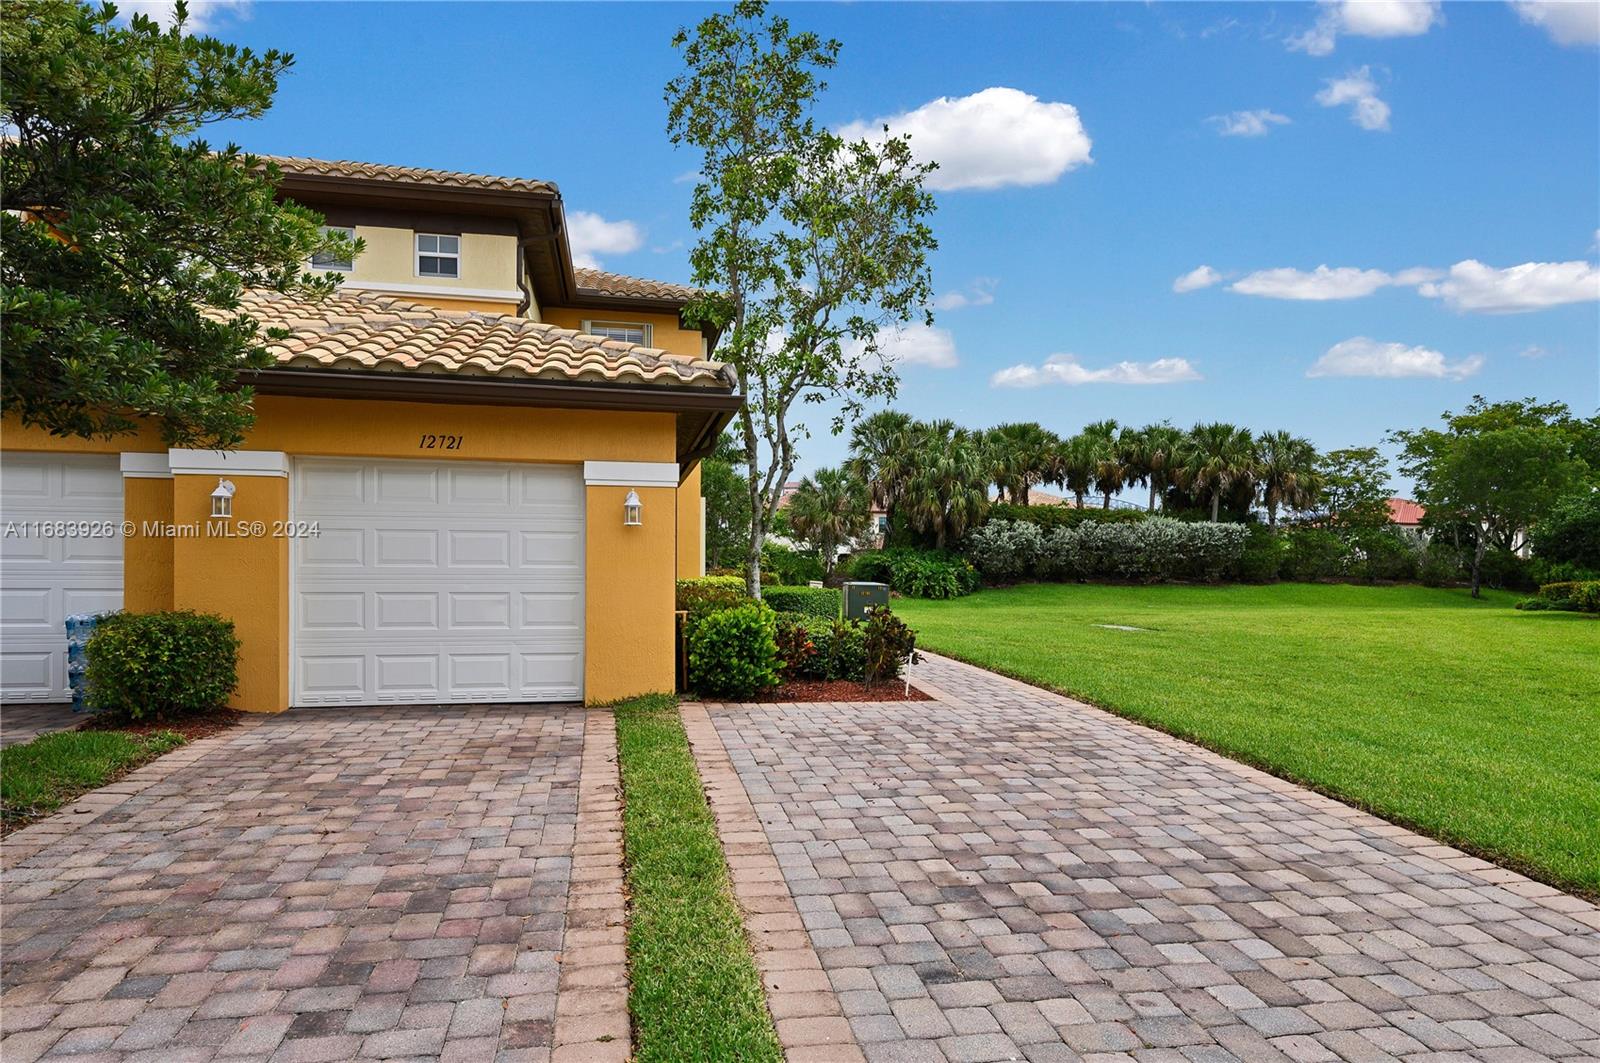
[1208,110,1292,138]
[837,87,1092,193]
[1519,344,1548,359]
[1415,259,1600,312]
[1315,67,1391,131]
[933,277,998,311]
[116,0,250,30]
[991,354,1201,388]
[848,324,960,369]
[1231,265,1396,300]
[1510,1,1600,46]
[1289,1,1440,54]
[1307,336,1484,380]
[1172,265,1225,293]
[566,211,644,270]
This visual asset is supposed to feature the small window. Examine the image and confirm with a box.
[311,225,354,271]
[583,320,651,346]
[415,233,460,278]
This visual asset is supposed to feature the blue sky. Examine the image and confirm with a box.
[185,1,1599,486]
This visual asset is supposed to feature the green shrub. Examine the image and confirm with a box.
[963,520,1045,583]
[889,550,978,599]
[1530,558,1600,585]
[1418,544,1464,587]
[762,586,840,620]
[1532,493,1600,570]
[1045,518,1249,583]
[863,607,917,685]
[762,542,824,586]
[710,566,777,586]
[687,603,781,698]
[773,613,817,680]
[795,616,866,682]
[1514,596,1550,611]
[1476,549,1536,591]
[85,611,240,719]
[1535,580,1600,613]
[846,550,894,584]
[1347,528,1422,583]
[1281,528,1348,582]
[676,576,748,627]
[1233,525,1285,583]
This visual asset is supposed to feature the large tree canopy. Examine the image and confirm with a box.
[1,0,353,448]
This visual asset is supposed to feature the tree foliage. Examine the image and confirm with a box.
[667,0,937,595]
[1317,447,1392,528]
[784,466,868,579]
[701,432,753,571]
[1392,397,1593,597]
[1,0,354,447]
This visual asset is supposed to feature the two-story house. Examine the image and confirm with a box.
[0,156,739,710]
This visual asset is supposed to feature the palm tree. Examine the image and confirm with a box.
[1127,422,1186,512]
[785,467,870,579]
[1178,422,1257,521]
[1083,419,1125,509]
[848,409,915,528]
[1051,432,1098,508]
[904,420,990,548]
[986,422,1059,504]
[1255,430,1324,527]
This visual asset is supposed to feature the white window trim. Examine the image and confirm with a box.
[582,319,653,346]
[311,225,355,272]
[415,233,461,280]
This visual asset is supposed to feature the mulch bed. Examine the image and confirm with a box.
[749,678,932,703]
[76,707,245,742]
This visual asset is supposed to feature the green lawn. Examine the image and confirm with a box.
[613,694,781,1063]
[895,583,1600,895]
[1,728,185,831]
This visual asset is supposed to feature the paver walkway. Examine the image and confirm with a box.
[2,704,83,748]
[0,703,628,1063]
[701,653,1600,1063]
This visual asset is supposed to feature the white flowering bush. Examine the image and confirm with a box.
[962,520,1045,583]
[1001,517,1248,584]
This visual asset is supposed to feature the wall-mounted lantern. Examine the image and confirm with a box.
[210,478,236,518]
[623,489,642,527]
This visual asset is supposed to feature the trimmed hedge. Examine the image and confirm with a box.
[762,586,840,620]
[1521,580,1600,613]
[676,576,747,626]
[687,602,781,698]
[85,611,240,719]
[965,518,1248,584]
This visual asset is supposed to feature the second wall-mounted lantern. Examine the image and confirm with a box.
[210,478,236,518]
[623,489,642,527]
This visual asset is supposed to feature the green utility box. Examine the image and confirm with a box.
[843,581,889,621]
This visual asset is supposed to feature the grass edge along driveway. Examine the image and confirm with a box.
[895,582,1600,896]
[613,694,782,1063]
[0,727,186,832]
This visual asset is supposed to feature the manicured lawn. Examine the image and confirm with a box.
[1,728,185,831]
[613,694,781,1063]
[895,582,1600,894]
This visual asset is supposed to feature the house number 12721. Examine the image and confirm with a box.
[418,434,463,450]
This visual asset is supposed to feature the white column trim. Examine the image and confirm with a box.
[168,449,289,478]
[120,452,172,479]
[582,460,679,488]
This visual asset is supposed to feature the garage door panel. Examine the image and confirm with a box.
[1,454,124,703]
[293,459,584,706]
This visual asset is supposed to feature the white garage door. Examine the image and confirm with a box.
[292,459,584,705]
[1,454,124,702]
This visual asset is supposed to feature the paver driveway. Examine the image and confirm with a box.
[0,704,628,1063]
[703,654,1600,1063]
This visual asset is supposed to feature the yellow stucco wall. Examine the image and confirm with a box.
[540,308,706,360]
[343,225,519,295]
[122,478,174,612]
[676,463,704,579]
[4,400,683,711]
[171,473,291,715]
[585,484,676,704]
[1,416,164,455]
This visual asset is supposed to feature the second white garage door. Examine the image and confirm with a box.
[292,459,584,705]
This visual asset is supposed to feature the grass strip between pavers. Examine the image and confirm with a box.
[613,693,782,1063]
[0,728,186,831]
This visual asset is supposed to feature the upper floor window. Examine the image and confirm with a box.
[311,225,354,271]
[415,233,460,279]
[583,320,651,346]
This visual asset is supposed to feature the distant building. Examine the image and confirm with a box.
[1387,498,1428,541]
